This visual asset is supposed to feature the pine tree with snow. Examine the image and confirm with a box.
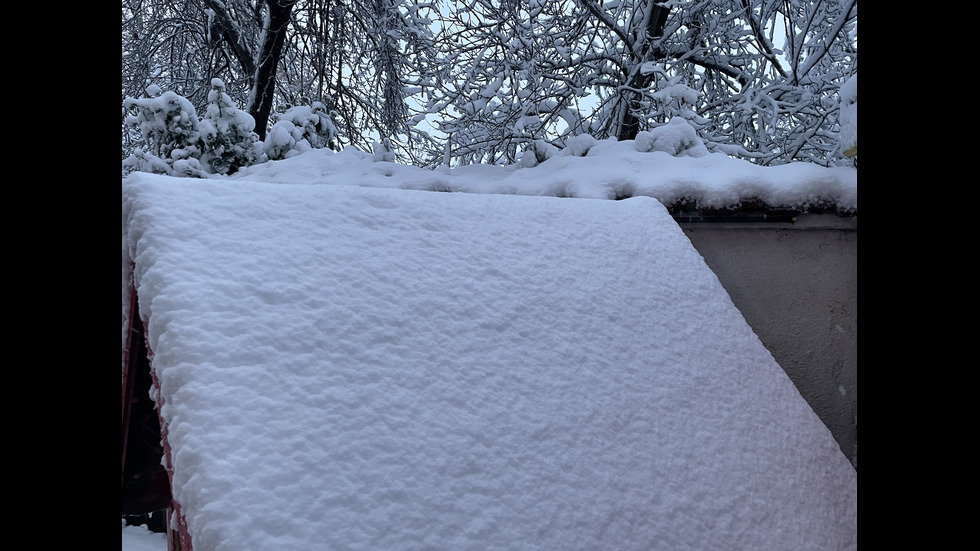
[122,84,206,177]
[123,83,345,176]
[264,102,339,161]
[198,79,262,175]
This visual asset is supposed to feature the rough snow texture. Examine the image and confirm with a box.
[122,174,857,551]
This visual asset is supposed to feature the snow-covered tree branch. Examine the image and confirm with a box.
[122,0,857,169]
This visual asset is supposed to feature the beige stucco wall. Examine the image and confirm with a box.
[680,214,857,467]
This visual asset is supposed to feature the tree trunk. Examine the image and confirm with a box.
[615,3,670,142]
[203,0,257,83]
[248,0,298,141]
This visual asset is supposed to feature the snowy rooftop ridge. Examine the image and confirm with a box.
[226,120,858,214]
[122,171,857,550]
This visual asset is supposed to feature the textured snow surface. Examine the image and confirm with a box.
[122,174,857,550]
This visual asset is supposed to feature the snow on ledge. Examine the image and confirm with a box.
[225,135,858,214]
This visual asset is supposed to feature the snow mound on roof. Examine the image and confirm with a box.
[122,174,857,550]
[225,132,857,212]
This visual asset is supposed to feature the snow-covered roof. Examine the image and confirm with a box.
[122,157,857,550]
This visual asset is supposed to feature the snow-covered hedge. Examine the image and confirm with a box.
[122,80,339,178]
[265,102,338,161]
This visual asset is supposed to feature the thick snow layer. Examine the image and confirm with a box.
[122,174,856,550]
[224,134,858,212]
